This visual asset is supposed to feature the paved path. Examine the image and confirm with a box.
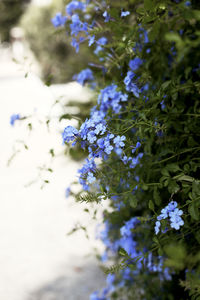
[0,47,105,300]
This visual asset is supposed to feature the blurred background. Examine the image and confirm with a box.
[0,0,106,299]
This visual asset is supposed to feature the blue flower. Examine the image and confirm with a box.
[89,291,102,300]
[94,37,108,55]
[104,140,113,154]
[185,1,191,6]
[65,187,71,198]
[70,14,88,36]
[131,141,141,154]
[113,135,126,148]
[10,114,20,126]
[103,11,110,22]
[94,123,106,135]
[129,58,143,71]
[155,201,184,234]
[62,126,79,143]
[88,35,95,46]
[121,11,130,17]
[97,37,107,46]
[66,1,86,16]
[87,172,96,184]
[106,273,115,285]
[124,71,140,97]
[129,153,143,168]
[71,37,84,53]
[75,68,94,85]
[169,208,184,230]
[98,84,128,113]
[157,207,168,220]
[51,12,67,27]
[155,221,161,234]
[160,100,166,110]
[167,201,178,211]
[120,217,139,237]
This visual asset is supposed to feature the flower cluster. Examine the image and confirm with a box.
[62,106,127,189]
[155,201,184,234]
[98,84,128,114]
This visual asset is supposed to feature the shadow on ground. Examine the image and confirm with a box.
[27,256,106,300]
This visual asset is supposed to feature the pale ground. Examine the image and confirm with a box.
[0,45,106,300]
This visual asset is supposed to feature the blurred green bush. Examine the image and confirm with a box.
[20,0,91,84]
[0,0,30,42]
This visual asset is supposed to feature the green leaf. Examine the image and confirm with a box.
[149,21,160,41]
[192,181,200,196]
[161,80,171,90]
[188,204,199,221]
[154,187,161,206]
[149,200,154,211]
[130,197,138,208]
[119,248,128,257]
[161,168,170,177]
[168,180,180,193]
[166,164,181,172]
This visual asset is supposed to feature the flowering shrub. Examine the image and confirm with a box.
[14,0,200,298]
[53,0,200,298]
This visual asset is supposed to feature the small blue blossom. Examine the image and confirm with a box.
[88,35,95,46]
[160,100,166,110]
[94,123,106,135]
[167,201,177,211]
[97,37,107,46]
[71,37,84,53]
[185,1,191,6]
[129,153,143,168]
[51,12,67,27]
[98,84,128,113]
[129,58,143,71]
[124,71,140,97]
[10,114,20,126]
[169,208,184,230]
[89,291,102,300]
[87,131,97,143]
[120,217,139,237]
[131,141,141,154]
[113,135,126,148]
[94,37,107,55]
[155,221,161,234]
[65,187,71,198]
[155,201,184,234]
[121,11,130,17]
[87,172,96,184]
[157,207,168,221]
[62,126,79,143]
[66,1,86,16]
[75,68,94,85]
[70,14,88,36]
[103,11,110,22]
